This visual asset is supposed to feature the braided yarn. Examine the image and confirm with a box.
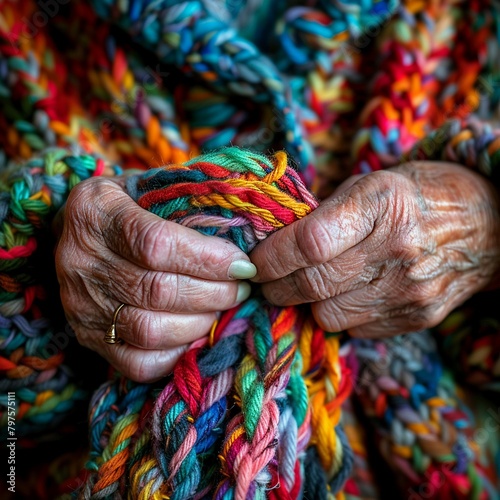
[0,150,118,440]
[89,0,310,173]
[1,0,500,498]
[434,295,500,391]
[341,398,381,500]
[349,330,499,499]
[77,148,352,499]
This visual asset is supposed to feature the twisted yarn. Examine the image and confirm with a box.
[341,398,381,500]
[1,0,500,498]
[0,150,117,439]
[89,0,309,174]
[349,330,499,499]
[434,293,500,391]
[78,148,352,499]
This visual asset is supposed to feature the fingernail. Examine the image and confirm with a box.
[228,260,257,279]
[236,282,252,303]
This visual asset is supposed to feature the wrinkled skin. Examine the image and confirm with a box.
[55,162,500,381]
[250,161,500,337]
[55,177,254,382]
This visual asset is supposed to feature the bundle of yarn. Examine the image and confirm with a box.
[77,148,353,499]
[1,0,500,498]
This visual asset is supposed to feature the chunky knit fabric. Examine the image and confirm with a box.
[1,0,500,499]
[78,149,354,500]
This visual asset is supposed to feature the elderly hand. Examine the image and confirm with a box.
[55,176,256,382]
[250,162,500,337]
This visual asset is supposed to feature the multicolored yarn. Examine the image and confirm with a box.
[0,150,118,440]
[0,1,192,168]
[434,292,500,391]
[89,0,310,174]
[407,118,500,193]
[77,149,353,499]
[458,388,500,495]
[348,330,499,499]
[349,1,490,173]
[341,398,381,500]
[1,0,500,498]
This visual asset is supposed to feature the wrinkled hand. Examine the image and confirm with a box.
[250,162,500,337]
[55,176,256,382]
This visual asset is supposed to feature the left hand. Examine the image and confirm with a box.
[250,162,500,337]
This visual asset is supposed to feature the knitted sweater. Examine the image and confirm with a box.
[0,1,499,499]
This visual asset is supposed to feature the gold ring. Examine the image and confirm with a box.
[104,303,126,344]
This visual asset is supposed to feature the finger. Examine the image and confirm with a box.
[348,305,449,338]
[341,265,474,338]
[115,308,217,349]
[69,178,256,281]
[259,246,380,306]
[348,318,410,338]
[249,186,376,283]
[90,252,252,313]
[309,268,434,332]
[320,290,450,338]
[311,291,385,332]
[101,342,188,382]
[326,305,423,338]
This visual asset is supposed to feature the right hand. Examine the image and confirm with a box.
[55,176,256,382]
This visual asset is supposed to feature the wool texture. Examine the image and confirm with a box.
[77,148,353,499]
[1,0,500,499]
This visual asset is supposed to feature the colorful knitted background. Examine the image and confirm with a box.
[1,0,500,499]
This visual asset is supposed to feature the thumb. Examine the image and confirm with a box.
[250,181,376,283]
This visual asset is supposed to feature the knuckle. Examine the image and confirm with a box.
[65,178,118,246]
[408,281,439,305]
[66,178,94,212]
[134,312,162,349]
[66,177,104,224]
[59,291,78,316]
[359,171,419,248]
[407,310,433,330]
[354,171,395,211]
[138,271,176,311]
[265,285,290,305]
[298,267,330,302]
[192,281,234,310]
[407,305,443,330]
[131,219,173,267]
[392,228,421,263]
[385,304,412,319]
[313,301,347,332]
[367,169,394,185]
[54,241,75,274]
[188,244,236,278]
[296,216,333,266]
[410,307,444,329]
[367,169,412,196]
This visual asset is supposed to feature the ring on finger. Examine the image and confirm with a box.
[104,303,126,345]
